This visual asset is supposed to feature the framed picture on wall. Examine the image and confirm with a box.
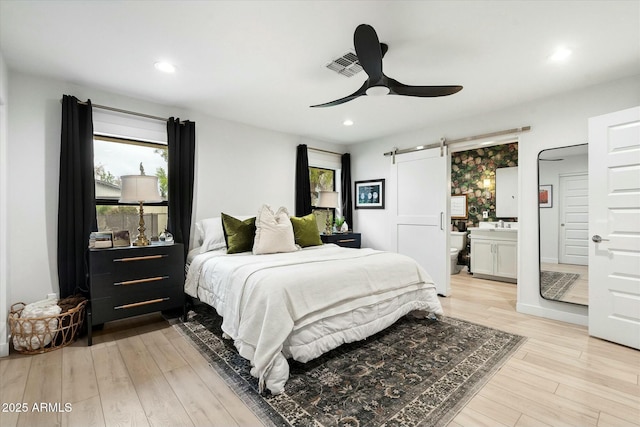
[451,194,468,219]
[539,185,552,208]
[355,179,385,209]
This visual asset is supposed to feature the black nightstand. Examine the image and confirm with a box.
[321,232,361,248]
[87,243,184,345]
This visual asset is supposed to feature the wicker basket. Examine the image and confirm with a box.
[8,299,87,354]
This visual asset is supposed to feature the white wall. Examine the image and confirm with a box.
[539,154,588,263]
[0,52,9,356]
[348,74,640,326]
[4,70,339,311]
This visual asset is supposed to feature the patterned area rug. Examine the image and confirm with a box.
[174,304,525,427]
[540,270,580,300]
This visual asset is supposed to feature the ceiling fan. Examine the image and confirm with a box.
[311,24,463,108]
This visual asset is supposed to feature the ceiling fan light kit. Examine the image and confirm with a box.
[311,24,462,108]
[365,86,390,96]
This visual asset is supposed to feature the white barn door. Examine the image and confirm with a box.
[390,148,450,296]
[588,106,640,350]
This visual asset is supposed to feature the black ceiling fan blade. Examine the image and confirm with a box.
[310,81,369,108]
[380,43,388,58]
[388,77,463,97]
[354,24,383,81]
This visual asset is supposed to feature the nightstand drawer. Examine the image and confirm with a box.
[90,247,179,277]
[90,272,179,299]
[321,233,361,248]
[90,288,183,325]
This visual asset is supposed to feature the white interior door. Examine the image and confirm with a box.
[588,106,640,350]
[390,148,450,296]
[559,173,588,265]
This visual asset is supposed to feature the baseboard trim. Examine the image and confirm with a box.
[516,302,588,327]
[0,320,8,357]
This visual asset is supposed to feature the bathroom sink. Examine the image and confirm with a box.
[479,222,498,229]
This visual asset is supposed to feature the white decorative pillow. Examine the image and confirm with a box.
[198,217,225,253]
[199,215,252,253]
[253,205,298,255]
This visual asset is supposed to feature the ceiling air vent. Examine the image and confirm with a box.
[326,51,363,77]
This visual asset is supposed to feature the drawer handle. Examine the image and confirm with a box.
[114,298,169,310]
[113,254,168,263]
[114,276,169,286]
[338,239,356,243]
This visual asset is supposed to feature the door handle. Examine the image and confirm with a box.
[440,212,444,231]
[592,234,610,243]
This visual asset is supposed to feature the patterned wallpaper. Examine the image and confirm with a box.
[451,143,518,229]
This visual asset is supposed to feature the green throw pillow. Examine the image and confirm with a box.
[221,213,256,254]
[290,213,323,247]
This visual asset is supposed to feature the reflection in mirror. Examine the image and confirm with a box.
[538,144,588,306]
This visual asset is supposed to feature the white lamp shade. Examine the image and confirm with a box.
[119,175,163,203]
[317,191,339,208]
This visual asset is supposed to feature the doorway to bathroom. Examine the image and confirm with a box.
[449,139,520,282]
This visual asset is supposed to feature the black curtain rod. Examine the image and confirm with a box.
[308,146,344,156]
[62,98,170,122]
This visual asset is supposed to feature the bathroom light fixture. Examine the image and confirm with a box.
[343,119,354,126]
[549,46,572,62]
[154,61,176,73]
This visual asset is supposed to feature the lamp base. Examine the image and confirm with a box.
[132,201,151,246]
[132,235,151,246]
[324,208,333,235]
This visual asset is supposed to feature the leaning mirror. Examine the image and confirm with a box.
[538,144,588,306]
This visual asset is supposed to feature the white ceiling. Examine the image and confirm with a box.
[1,1,638,144]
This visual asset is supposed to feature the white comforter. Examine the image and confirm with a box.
[185,244,443,394]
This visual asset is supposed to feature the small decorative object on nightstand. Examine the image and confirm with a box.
[321,232,361,248]
[87,243,184,345]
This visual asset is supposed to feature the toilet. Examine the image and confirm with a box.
[450,231,468,274]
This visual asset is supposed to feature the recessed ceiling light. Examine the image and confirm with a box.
[549,47,572,62]
[154,61,176,73]
[343,119,354,126]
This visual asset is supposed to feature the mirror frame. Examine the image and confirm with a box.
[537,143,588,306]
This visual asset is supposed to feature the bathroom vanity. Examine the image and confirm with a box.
[469,223,518,283]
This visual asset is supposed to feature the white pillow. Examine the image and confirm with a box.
[198,215,252,253]
[198,217,225,253]
[253,205,298,255]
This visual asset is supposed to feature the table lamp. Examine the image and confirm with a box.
[119,174,163,246]
[317,191,339,235]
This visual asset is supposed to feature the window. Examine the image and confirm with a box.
[93,135,168,239]
[309,166,336,233]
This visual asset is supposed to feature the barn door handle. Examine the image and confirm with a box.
[592,235,610,243]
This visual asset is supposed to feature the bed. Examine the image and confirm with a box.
[184,207,444,394]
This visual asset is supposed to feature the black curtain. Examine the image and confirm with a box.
[167,118,196,261]
[295,144,312,216]
[58,95,97,298]
[341,153,353,228]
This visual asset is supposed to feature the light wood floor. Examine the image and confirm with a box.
[541,262,589,306]
[1,273,638,427]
